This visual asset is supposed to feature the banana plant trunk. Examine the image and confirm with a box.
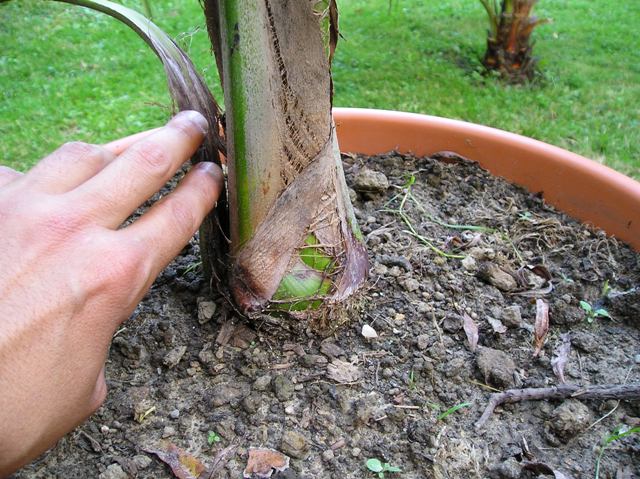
[201,0,368,324]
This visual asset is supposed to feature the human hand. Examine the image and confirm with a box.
[0,111,223,475]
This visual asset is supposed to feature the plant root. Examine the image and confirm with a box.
[475,383,640,430]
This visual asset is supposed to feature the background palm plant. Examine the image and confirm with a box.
[479,0,549,82]
[11,0,368,327]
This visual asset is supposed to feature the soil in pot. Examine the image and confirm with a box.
[17,152,640,478]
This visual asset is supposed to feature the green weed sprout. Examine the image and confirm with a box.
[366,458,402,478]
[408,369,417,391]
[207,431,221,445]
[579,301,611,323]
[594,425,640,479]
[437,402,471,421]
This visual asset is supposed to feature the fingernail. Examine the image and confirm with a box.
[195,161,223,179]
[171,110,209,135]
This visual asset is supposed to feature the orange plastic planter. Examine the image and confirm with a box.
[333,108,640,252]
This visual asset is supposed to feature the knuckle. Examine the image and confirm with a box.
[168,197,199,238]
[40,209,85,241]
[130,141,172,179]
[54,142,113,170]
[91,238,149,292]
[58,141,100,159]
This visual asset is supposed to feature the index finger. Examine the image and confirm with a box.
[102,127,162,155]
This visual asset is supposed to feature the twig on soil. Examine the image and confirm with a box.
[431,312,445,349]
[297,372,326,383]
[475,383,640,430]
[587,365,635,431]
[78,430,102,452]
[469,379,501,392]
[270,363,294,370]
[205,444,238,479]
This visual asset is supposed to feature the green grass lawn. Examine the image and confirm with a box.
[1,0,638,177]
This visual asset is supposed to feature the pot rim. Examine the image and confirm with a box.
[333,107,640,251]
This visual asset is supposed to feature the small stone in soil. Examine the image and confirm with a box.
[416,301,430,313]
[169,409,180,420]
[571,331,598,353]
[476,347,516,388]
[301,354,328,368]
[197,298,217,324]
[210,383,249,407]
[402,277,421,292]
[381,367,394,378]
[461,256,477,271]
[253,375,272,391]
[98,464,127,479]
[353,167,389,198]
[242,394,262,415]
[320,341,345,359]
[477,263,518,292]
[442,314,463,333]
[550,298,584,325]
[162,426,176,438]
[487,317,507,334]
[273,375,295,401]
[488,457,521,479]
[416,334,430,350]
[163,345,187,369]
[132,455,152,470]
[321,449,335,462]
[502,305,522,328]
[548,399,593,440]
[281,430,308,459]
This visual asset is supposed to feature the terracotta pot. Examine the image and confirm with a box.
[333,108,640,251]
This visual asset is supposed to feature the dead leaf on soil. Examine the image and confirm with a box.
[522,461,574,479]
[487,317,507,334]
[533,299,550,357]
[444,232,483,252]
[143,442,205,479]
[463,313,479,352]
[513,264,553,297]
[230,324,257,349]
[215,321,256,349]
[551,333,571,384]
[215,322,235,346]
[243,447,290,478]
[431,150,474,164]
[326,359,361,383]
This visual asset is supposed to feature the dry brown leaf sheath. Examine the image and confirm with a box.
[551,333,571,383]
[243,448,290,478]
[143,443,205,479]
[533,298,549,357]
[463,313,479,352]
